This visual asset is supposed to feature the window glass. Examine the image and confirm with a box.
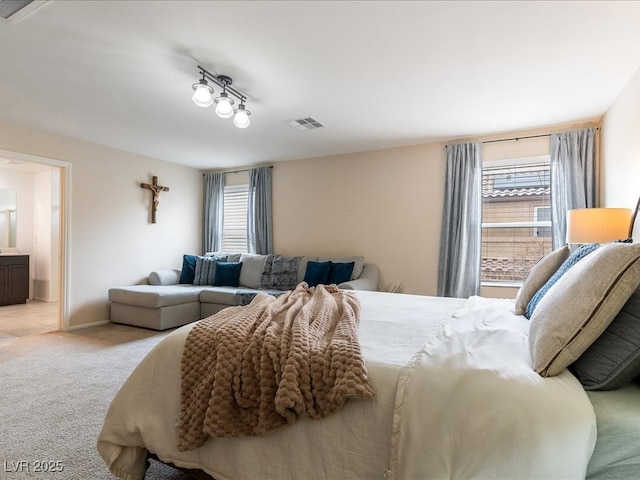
[221,184,248,252]
[482,159,552,285]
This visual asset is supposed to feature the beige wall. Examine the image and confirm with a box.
[482,134,551,161]
[33,170,54,301]
[0,96,625,326]
[271,122,597,298]
[601,65,640,210]
[0,121,203,328]
[273,143,446,295]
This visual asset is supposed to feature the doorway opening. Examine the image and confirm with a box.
[0,149,70,337]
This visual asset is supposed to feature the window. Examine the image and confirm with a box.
[220,184,249,252]
[481,156,552,285]
[534,206,551,237]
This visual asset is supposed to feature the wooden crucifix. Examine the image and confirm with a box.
[141,176,169,223]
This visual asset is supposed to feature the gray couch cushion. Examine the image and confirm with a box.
[109,285,202,308]
[111,302,200,330]
[199,286,241,305]
[111,301,201,331]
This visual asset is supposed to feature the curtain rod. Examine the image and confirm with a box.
[482,127,600,145]
[482,133,550,144]
[203,165,273,176]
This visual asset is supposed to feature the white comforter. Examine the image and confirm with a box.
[98,292,596,480]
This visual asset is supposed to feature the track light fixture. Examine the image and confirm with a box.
[191,66,251,128]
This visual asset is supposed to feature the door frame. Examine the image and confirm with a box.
[0,148,71,331]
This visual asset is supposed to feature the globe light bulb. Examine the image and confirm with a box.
[214,93,234,118]
[233,104,251,128]
[192,81,213,107]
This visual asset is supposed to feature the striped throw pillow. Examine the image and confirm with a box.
[193,255,226,285]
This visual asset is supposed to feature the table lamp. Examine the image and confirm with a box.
[566,208,633,245]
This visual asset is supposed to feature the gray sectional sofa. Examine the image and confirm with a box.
[108,253,379,330]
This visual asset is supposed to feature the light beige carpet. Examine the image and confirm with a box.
[0,323,194,479]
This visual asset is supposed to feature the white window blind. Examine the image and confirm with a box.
[221,184,249,252]
[481,159,552,285]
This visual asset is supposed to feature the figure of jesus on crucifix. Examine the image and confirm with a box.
[141,176,169,223]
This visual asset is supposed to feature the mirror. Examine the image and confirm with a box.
[0,189,17,249]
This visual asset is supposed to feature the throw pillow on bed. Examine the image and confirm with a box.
[525,243,600,319]
[571,285,640,390]
[514,245,570,316]
[529,242,640,377]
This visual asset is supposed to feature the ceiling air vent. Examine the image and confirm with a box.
[284,117,327,131]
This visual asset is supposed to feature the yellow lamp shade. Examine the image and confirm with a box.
[566,208,633,244]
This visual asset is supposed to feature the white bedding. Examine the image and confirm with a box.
[98,291,596,480]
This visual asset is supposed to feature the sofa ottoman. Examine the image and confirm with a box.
[109,284,203,330]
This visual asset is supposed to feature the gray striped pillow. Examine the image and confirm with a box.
[193,255,226,285]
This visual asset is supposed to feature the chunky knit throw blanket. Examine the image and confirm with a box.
[177,282,375,452]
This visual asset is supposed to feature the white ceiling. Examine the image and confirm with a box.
[1,0,640,171]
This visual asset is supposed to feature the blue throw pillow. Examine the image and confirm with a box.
[329,262,354,284]
[525,243,601,319]
[304,261,332,287]
[213,261,243,287]
[179,254,199,284]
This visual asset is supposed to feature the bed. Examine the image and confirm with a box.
[98,231,640,479]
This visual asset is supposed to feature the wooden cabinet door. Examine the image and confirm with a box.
[0,265,8,302]
[0,255,29,306]
[8,263,29,303]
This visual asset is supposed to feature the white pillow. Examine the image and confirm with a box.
[239,254,270,289]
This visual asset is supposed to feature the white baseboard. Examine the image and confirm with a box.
[67,320,110,331]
